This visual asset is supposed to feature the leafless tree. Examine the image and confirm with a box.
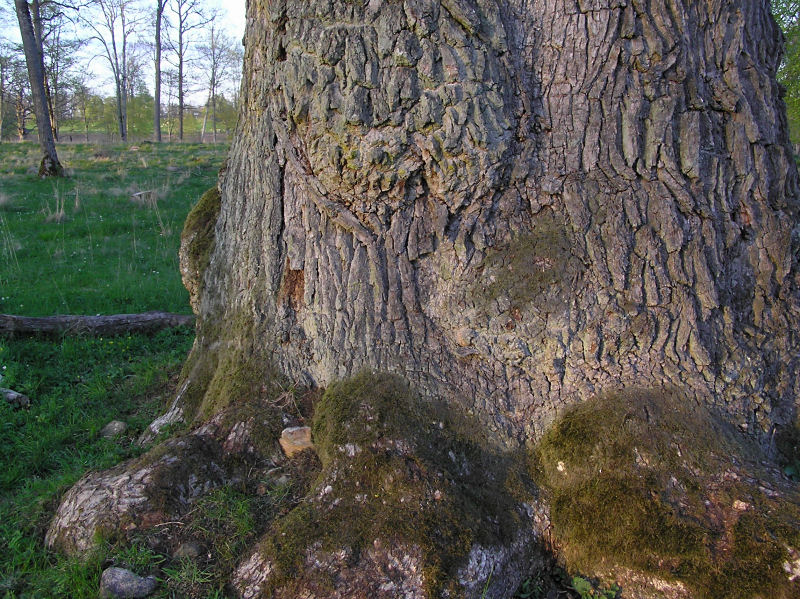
[81,0,143,142]
[197,16,238,143]
[164,0,209,141]
[152,0,167,142]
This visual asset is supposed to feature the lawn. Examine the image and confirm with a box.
[0,142,218,598]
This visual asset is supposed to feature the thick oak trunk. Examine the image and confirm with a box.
[47,1,800,597]
[196,0,800,445]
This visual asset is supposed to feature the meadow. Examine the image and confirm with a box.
[0,142,217,597]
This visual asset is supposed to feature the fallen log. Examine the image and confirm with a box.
[0,312,194,338]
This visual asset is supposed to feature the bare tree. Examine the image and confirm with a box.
[197,16,238,143]
[9,55,31,141]
[69,75,91,141]
[82,0,142,142]
[40,8,84,142]
[14,0,63,175]
[164,0,208,141]
[0,44,12,142]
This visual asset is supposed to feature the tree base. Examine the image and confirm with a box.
[38,154,64,178]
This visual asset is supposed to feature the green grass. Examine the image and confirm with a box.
[0,142,224,316]
[0,141,221,598]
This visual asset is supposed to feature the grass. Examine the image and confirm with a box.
[0,142,223,316]
[0,141,222,598]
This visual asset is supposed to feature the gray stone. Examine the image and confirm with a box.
[1,388,29,410]
[98,567,157,599]
[173,541,202,560]
[100,420,128,438]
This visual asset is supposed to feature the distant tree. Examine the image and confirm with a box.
[197,17,238,143]
[83,0,142,142]
[152,0,167,142]
[14,0,63,175]
[164,0,209,141]
[40,7,85,141]
[0,44,13,141]
[773,0,800,142]
[69,77,93,141]
[213,92,237,134]
[8,56,32,141]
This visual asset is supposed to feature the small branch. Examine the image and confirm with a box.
[0,311,194,338]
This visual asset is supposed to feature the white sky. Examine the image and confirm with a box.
[1,0,247,102]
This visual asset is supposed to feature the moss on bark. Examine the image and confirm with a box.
[533,389,800,598]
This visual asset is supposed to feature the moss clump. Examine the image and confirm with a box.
[534,389,800,598]
[258,371,538,596]
[776,418,800,481]
[475,208,582,311]
[180,186,221,308]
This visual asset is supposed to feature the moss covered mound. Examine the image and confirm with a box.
[234,371,544,599]
[534,388,800,598]
[180,186,221,312]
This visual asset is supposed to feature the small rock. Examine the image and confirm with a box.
[1,387,30,410]
[279,426,314,457]
[173,541,202,560]
[99,567,158,598]
[101,420,128,438]
[733,499,750,511]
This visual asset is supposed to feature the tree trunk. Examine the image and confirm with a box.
[14,0,63,176]
[178,30,184,142]
[15,89,25,140]
[200,94,208,142]
[154,0,164,143]
[46,1,800,596]
[196,0,800,443]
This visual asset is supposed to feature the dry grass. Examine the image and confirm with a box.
[42,187,68,224]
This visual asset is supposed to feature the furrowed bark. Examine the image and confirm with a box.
[192,0,800,446]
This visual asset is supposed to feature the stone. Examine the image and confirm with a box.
[278,426,313,457]
[98,567,157,598]
[100,420,128,438]
[1,387,29,410]
[173,541,202,560]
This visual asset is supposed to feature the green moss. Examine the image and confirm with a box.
[776,418,800,481]
[474,208,582,311]
[259,371,537,595]
[180,186,221,300]
[534,389,800,599]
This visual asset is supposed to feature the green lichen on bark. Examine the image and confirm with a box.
[534,389,800,598]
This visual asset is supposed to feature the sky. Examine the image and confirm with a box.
[1,0,247,101]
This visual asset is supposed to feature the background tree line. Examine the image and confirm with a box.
[0,0,242,147]
[1,1,798,157]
